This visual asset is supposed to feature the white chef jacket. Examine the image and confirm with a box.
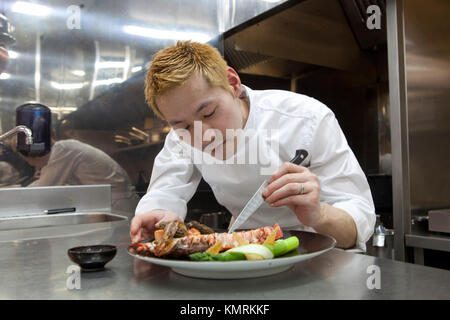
[28,139,138,212]
[135,86,376,251]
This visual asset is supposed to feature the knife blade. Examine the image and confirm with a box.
[228,149,309,233]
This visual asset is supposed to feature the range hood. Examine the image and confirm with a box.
[223,0,386,80]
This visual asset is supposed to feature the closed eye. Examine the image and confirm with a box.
[203,107,217,118]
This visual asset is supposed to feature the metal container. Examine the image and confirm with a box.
[199,211,230,230]
[367,215,395,259]
[428,209,450,234]
[16,102,52,157]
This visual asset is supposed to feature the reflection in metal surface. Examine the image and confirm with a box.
[0,212,127,231]
[132,257,170,282]
[0,0,287,123]
[0,124,32,144]
[387,0,450,262]
[20,138,140,212]
[404,0,450,211]
[2,224,449,299]
[223,0,388,175]
[224,0,378,78]
[0,1,288,215]
[11,1,52,17]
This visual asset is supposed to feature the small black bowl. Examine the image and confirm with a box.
[68,245,117,272]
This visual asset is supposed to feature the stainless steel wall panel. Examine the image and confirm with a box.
[404,0,450,210]
[387,0,450,261]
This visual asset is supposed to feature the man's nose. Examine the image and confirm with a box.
[201,121,211,132]
[200,123,219,150]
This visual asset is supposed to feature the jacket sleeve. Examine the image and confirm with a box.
[309,111,376,252]
[134,130,202,219]
[27,142,76,187]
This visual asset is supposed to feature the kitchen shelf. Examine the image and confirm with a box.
[405,229,450,252]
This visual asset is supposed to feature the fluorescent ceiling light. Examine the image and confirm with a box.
[51,81,84,90]
[131,66,142,73]
[93,78,124,86]
[71,70,85,77]
[123,25,212,43]
[96,61,127,69]
[49,107,77,113]
[12,1,52,17]
[0,73,11,80]
[8,50,19,59]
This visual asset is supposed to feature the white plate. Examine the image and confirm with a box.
[128,230,336,279]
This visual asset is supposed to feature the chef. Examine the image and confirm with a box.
[131,41,375,251]
[23,138,139,213]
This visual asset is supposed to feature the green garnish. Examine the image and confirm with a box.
[188,236,299,261]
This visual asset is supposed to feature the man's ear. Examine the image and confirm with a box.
[226,67,242,98]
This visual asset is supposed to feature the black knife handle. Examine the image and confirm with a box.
[45,207,76,214]
[290,149,308,165]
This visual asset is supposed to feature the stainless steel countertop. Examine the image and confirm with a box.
[1,223,449,300]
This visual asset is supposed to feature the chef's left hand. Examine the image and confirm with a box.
[262,162,324,228]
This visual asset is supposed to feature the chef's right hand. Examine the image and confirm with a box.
[129,210,182,243]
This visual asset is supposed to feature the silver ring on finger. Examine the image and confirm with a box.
[298,183,305,195]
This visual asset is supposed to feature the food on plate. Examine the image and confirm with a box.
[186,220,214,234]
[129,220,289,259]
[154,229,164,241]
[205,240,223,255]
[188,236,299,261]
[186,227,201,236]
[157,220,188,238]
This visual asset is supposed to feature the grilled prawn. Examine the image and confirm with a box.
[132,223,283,258]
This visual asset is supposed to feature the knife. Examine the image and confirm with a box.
[228,149,309,233]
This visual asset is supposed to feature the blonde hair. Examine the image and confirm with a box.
[144,41,232,119]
